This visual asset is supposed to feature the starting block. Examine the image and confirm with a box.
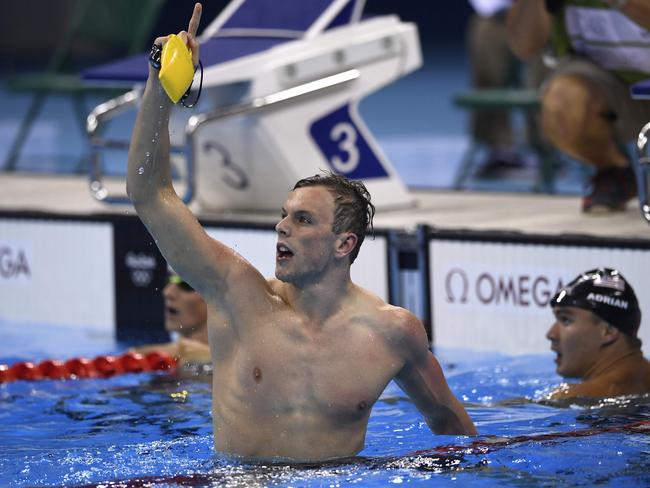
[84,0,421,211]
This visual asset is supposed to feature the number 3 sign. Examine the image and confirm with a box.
[310,104,388,179]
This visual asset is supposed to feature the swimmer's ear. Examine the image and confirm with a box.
[600,323,620,346]
[335,232,358,258]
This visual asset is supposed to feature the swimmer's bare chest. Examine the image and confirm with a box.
[211,310,404,425]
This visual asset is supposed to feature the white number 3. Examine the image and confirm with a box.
[329,122,360,173]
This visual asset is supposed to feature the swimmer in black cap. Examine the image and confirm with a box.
[546,268,650,399]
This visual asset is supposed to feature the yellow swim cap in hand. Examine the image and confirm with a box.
[159,34,194,103]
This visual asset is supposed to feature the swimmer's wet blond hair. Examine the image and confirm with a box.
[293,171,375,264]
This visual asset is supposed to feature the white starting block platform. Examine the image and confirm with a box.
[84,0,420,211]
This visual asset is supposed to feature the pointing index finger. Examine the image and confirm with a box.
[188,3,203,38]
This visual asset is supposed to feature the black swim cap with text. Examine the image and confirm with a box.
[551,268,641,336]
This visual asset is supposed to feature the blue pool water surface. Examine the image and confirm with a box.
[1,321,649,487]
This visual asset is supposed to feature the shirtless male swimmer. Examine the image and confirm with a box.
[547,267,650,400]
[127,3,476,462]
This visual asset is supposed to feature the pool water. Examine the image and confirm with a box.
[1,322,649,487]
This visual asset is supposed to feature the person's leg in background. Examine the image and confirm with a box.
[541,59,650,213]
[466,9,523,176]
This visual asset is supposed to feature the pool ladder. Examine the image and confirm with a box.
[636,121,650,224]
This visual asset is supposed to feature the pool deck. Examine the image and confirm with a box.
[1,173,649,240]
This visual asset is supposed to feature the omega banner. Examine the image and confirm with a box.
[0,215,388,345]
[0,219,114,332]
[429,239,650,355]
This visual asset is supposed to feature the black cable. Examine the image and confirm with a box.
[181,60,203,108]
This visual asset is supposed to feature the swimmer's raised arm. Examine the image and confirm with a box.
[126,3,267,304]
[392,311,477,435]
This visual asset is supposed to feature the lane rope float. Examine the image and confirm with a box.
[0,351,177,383]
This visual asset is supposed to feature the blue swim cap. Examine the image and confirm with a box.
[551,268,641,336]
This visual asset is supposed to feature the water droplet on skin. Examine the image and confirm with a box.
[138,167,145,175]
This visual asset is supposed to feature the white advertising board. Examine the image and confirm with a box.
[0,219,114,332]
[205,226,388,300]
[351,235,389,301]
[429,239,650,355]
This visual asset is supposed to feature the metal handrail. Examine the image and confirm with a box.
[87,88,143,203]
[87,69,359,204]
[636,121,650,224]
[87,87,192,204]
[186,69,359,132]
[184,69,360,204]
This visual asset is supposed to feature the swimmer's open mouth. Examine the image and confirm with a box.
[276,243,294,260]
[167,307,179,316]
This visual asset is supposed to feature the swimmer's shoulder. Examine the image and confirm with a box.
[546,381,595,401]
[357,288,426,348]
[549,370,649,400]
[613,356,650,395]
[595,354,650,396]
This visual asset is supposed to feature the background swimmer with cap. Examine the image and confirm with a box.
[546,268,650,399]
[131,273,211,366]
